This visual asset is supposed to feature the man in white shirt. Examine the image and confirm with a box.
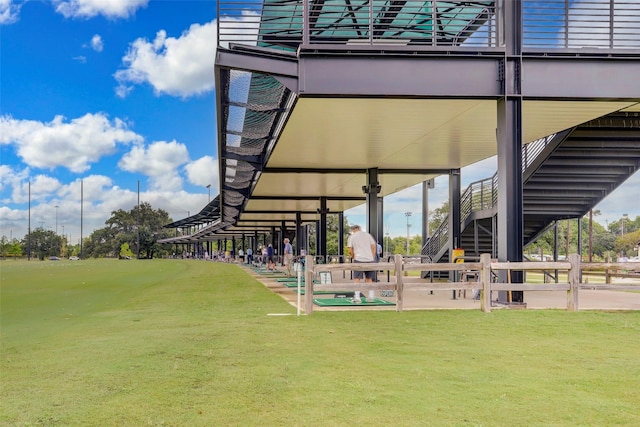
[347,225,377,300]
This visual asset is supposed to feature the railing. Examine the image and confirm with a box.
[218,1,639,52]
[522,0,640,50]
[218,0,499,50]
[422,132,561,259]
[301,255,640,314]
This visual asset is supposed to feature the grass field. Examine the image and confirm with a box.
[2,259,639,426]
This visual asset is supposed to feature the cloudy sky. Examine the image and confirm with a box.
[0,0,638,244]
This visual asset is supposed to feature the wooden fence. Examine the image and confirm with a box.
[302,254,640,314]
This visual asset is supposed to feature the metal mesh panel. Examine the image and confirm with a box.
[234,160,257,172]
[227,142,266,156]
[224,205,240,216]
[224,190,245,206]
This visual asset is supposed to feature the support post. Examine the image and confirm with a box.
[567,253,580,311]
[296,211,303,256]
[394,254,404,312]
[304,255,315,314]
[338,212,344,261]
[317,197,328,258]
[365,168,382,242]
[448,169,461,282]
[480,253,492,312]
[280,220,286,265]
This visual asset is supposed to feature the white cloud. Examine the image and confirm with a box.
[0,113,143,173]
[118,140,189,191]
[73,55,87,63]
[0,173,210,242]
[184,155,219,191]
[53,0,148,19]
[114,20,217,98]
[30,174,64,201]
[0,165,29,203]
[90,34,103,52]
[0,0,21,24]
[594,171,640,226]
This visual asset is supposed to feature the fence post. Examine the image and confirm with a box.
[394,254,404,312]
[480,253,491,312]
[567,253,580,311]
[304,255,314,314]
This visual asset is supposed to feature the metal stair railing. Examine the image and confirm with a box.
[422,134,558,260]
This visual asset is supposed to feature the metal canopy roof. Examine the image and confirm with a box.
[173,0,640,245]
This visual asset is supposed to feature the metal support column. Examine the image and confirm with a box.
[577,218,583,261]
[270,227,276,248]
[338,212,344,261]
[422,179,434,245]
[317,197,328,257]
[296,212,302,256]
[497,0,524,303]
[364,168,382,243]
[280,220,286,265]
[448,169,461,281]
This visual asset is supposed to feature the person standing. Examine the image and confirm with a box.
[246,247,253,265]
[283,238,294,277]
[347,224,377,301]
[266,244,275,271]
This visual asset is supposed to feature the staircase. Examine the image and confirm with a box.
[424,110,640,263]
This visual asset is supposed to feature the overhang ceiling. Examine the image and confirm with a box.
[230,98,636,230]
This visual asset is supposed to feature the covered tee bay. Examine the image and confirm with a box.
[162,0,640,305]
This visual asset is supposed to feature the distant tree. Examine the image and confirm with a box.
[120,243,134,259]
[20,228,62,260]
[84,202,174,259]
[615,230,640,258]
[429,201,449,233]
[1,236,22,258]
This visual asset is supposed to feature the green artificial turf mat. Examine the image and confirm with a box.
[313,297,395,306]
[281,281,320,287]
[296,290,354,295]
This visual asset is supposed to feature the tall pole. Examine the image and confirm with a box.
[405,211,412,255]
[622,213,628,236]
[385,227,389,256]
[80,180,83,259]
[55,205,59,235]
[137,180,140,259]
[28,181,31,261]
[207,184,211,202]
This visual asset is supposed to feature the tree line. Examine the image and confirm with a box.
[1,202,638,261]
[1,202,175,260]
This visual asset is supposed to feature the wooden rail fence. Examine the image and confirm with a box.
[302,254,640,314]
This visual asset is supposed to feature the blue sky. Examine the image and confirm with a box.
[0,0,638,244]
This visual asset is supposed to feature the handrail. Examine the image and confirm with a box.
[218,1,640,52]
[422,133,559,259]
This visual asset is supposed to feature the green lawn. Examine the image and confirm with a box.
[2,259,639,426]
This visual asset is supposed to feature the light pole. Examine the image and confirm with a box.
[622,213,628,236]
[385,229,390,256]
[206,184,211,202]
[405,211,412,255]
[55,205,59,235]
